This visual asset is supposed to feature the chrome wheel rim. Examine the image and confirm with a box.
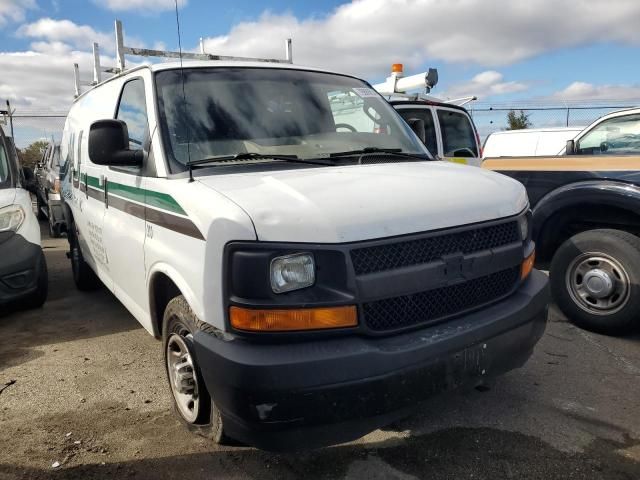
[566,253,630,316]
[166,331,200,423]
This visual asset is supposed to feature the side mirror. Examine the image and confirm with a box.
[21,166,37,192]
[88,119,143,166]
[565,139,576,155]
[407,118,426,144]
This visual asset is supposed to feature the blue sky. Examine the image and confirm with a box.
[1,0,640,133]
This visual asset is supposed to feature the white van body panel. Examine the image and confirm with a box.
[197,161,527,243]
[62,62,529,334]
[483,127,584,158]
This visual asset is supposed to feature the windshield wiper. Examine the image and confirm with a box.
[327,147,429,160]
[186,152,330,181]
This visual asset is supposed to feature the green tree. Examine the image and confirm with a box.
[506,110,533,130]
[17,140,49,169]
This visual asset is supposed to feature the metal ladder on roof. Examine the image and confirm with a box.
[73,19,293,98]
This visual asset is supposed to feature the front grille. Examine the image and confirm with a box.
[362,267,520,332]
[351,221,519,275]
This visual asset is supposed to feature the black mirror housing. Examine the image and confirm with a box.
[407,118,426,144]
[565,139,576,155]
[89,119,143,166]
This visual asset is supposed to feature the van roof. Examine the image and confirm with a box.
[488,127,585,136]
[388,99,471,114]
[73,61,352,103]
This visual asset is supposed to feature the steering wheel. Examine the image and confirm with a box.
[335,123,357,133]
[450,147,476,158]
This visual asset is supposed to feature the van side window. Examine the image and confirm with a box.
[437,109,478,158]
[397,108,438,157]
[116,78,148,151]
[577,114,640,155]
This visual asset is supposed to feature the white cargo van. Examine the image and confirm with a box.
[373,65,482,166]
[61,27,548,450]
[482,127,584,158]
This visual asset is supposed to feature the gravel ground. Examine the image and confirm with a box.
[0,232,639,479]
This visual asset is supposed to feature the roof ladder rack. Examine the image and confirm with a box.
[73,19,294,97]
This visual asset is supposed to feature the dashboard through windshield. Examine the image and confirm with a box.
[155,67,427,171]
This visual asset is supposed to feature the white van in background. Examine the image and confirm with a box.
[482,127,584,158]
[372,65,482,166]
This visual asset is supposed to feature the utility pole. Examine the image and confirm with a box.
[6,100,14,139]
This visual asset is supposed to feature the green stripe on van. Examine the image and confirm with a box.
[84,175,186,216]
[106,181,186,215]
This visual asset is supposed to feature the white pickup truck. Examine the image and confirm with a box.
[61,59,549,450]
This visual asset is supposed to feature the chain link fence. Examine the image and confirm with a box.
[4,112,67,149]
[468,102,640,142]
[5,101,640,151]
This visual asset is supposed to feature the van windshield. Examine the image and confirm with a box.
[155,67,426,170]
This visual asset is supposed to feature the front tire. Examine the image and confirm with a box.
[550,229,640,335]
[69,223,100,291]
[162,295,228,444]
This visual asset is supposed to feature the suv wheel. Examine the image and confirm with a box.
[69,224,100,291]
[162,295,228,445]
[550,229,640,334]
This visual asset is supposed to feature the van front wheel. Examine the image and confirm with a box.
[162,295,228,444]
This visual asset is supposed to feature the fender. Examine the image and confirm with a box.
[147,262,203,337]
[532,180,640,239]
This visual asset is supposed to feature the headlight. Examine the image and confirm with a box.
[270,253,315,294]
[518,214,530,241]
[0,205,26,233]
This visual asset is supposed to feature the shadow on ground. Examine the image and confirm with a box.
[1,427,638,480]
[0,244,141,373]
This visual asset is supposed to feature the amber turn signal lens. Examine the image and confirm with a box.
[521,250,535,280]
[230,305,358,332]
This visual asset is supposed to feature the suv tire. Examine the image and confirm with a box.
[69,223,101,291]
[550,229,640,335]
[162,295,229,445]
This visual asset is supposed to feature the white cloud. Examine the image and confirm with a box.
[200,0,640,77]
[17,18,148,54]
[0,50,99,111]
[0,0,36,27]
[95,0,186,13]
[17,18,112,51]
[439,71,528,100]
[550,82,640,102]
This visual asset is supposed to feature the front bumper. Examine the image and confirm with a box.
[0,232,45,305]
[194,269,549,451]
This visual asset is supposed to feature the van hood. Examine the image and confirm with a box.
[0,188,16,209]
[197,161,528,243]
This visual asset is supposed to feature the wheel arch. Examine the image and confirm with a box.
[533,181,640,263]
[148,264,202,338]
